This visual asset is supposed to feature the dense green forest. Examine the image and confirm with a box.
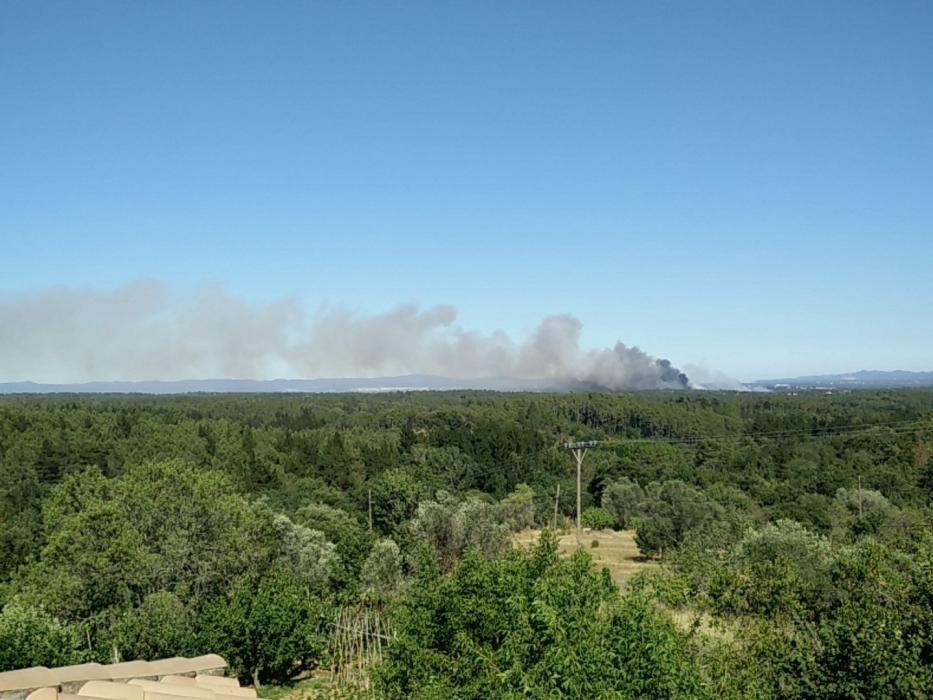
[1,390,932,698]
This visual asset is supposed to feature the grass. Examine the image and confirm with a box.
[668,607,739,642]
[510,529,740,644]
[258,674,353,700]
[511,527,657,588]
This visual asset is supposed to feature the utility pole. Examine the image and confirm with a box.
[368,488,373,532]
[857,475,863,519]
[553,484,561,530]
[564,440,598,545]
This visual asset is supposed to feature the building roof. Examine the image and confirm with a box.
[0,667,54,692]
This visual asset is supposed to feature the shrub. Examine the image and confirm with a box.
[582,506,614,530]
[628,569,692,608]
[272,514,339,591]
[112,591,194,661]
[633,481,725,557]
[408,492,507,571]
[496,483,537,531]
[703,520,833,617]
[374,533,709,698]
[602,478,645,529]
[0,603,82,671]
[360,538,404,602]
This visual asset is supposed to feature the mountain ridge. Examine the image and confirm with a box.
[752,369,933,390]
[0,375,553,394]
[2,369,931,394]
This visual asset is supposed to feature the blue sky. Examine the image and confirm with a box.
[1,1,931,381]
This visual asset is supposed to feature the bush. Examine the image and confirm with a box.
[727,539,933,698]
[602,477,645,529]
[582,506,614,530]
[0,603,83,671]
[294,502,372,575]
[360,538,404,602]
[692,520,834,618]
[375,532,709,698]
[628,569,692,608]
[408,492,507,571]
[496,483,538,531]
[111,591,194,661]
[633,481,725,557]
[272,514,339,591]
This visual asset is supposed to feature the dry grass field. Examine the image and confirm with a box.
[510,529,740,644]
[511,527,657,588]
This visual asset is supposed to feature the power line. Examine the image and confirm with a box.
[583,418,933,449]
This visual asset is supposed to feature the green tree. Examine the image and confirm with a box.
[199,567,327,687]
[16,501,153,623]
[634,480,725,557]
[272,514,339,591]
[360,538,404,603]
[0,603,82,671]
[408,492,506,571]
[602,477,645,529]
[834,486,893,538]
[39,467,113,534]
[115,460,280,604]
[718,520,834,617]
[111,591,195,661]
[581,505,614,529]
[293,501,372,577]
[0,455,44,583]
[375,533,708,698]
[368,468,423,535]
[811,540,933,698]
[496,482,537,531]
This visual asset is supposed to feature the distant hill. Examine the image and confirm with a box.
[0,375,559,395]
[752,370,933,391]
[3,370,930,395]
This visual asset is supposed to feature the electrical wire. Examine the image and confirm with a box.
[574,417,933,449]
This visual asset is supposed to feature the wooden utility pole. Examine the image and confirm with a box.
[857,475,863,519]
[553,484,561,530]
[368,488,373,532]
[564,440,598,546]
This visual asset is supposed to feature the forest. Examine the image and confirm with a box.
[1,389,931,698]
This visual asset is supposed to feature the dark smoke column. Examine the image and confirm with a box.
[573,342,691,391]
[655,359,690,389]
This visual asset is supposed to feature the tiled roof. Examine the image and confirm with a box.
[0,656,244,700]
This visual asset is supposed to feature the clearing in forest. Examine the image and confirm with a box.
[511,528,657,588]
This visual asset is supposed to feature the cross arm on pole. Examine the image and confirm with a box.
[563,440,599,450]
[562,440,599,546]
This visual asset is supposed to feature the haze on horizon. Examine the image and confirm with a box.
[1,1,931,383]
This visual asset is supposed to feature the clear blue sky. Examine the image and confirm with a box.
[2,0,931,380]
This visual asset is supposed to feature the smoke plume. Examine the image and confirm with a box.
[0,281,689,390]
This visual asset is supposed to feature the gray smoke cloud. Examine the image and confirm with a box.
[0,281,689,390]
